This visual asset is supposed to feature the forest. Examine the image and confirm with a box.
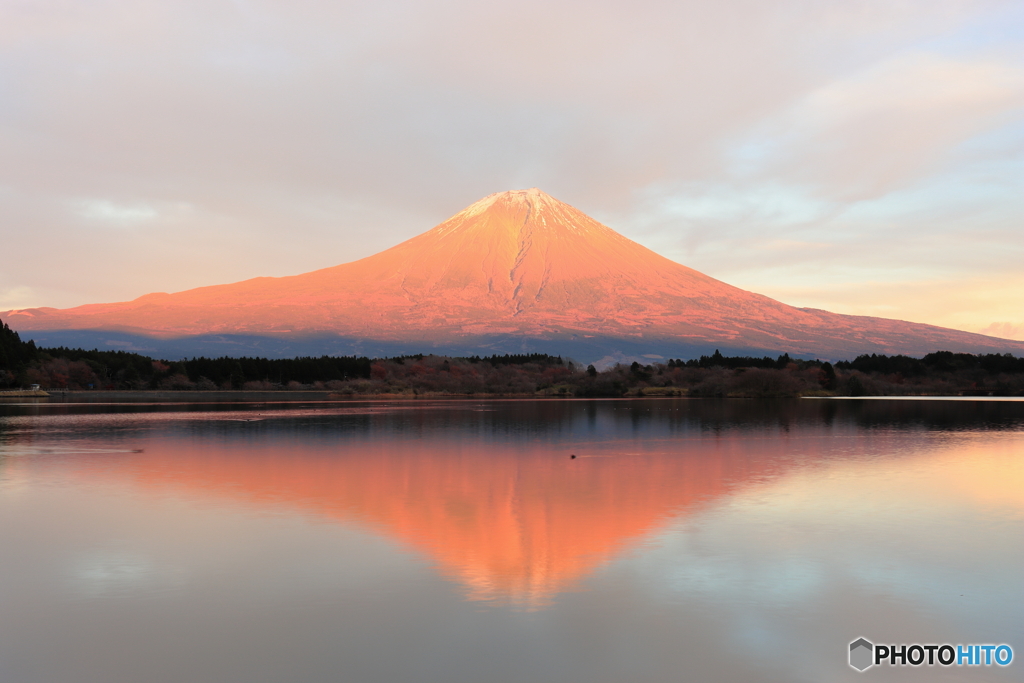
[2,319,1023,396]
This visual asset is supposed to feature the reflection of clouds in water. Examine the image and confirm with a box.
[617,445,1024,641]
[69,551,183,598]
[0,468,32,497]
[609,504,1021,680]
[732,612,791,664]
[660,547,826,605]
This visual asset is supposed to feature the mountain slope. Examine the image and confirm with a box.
[4,188,1022,358]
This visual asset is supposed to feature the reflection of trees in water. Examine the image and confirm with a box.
[836,399,1024,431]
[3,399,1024,446]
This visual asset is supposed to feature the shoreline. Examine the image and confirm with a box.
[3,389,1021,404]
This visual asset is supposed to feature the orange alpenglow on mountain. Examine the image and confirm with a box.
[4,188,1023,358]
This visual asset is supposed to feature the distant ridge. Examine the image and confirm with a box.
[5,188,1023,360]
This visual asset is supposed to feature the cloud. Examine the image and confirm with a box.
[763,53,1024,199]
[0,286,39,311]
[980,323,1024,341]
[74,199,159,226]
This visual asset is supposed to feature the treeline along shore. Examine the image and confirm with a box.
[3,319,1024,398]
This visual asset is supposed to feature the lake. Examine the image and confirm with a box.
[1,398,1021,682]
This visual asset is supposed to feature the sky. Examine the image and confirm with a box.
[1,0,1022,339]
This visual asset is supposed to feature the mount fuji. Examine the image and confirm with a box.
[5,188,1022,361]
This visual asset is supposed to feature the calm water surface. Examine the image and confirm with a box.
[1,398,1021,682]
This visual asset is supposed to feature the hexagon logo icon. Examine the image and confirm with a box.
[849,638,874,671]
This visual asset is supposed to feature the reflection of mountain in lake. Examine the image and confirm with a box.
[67,434,784,606]
[8,399,1024,606]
